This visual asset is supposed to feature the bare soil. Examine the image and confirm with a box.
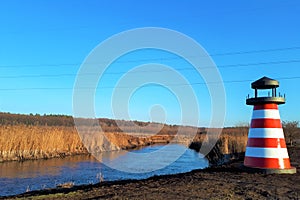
[3,146,300,200]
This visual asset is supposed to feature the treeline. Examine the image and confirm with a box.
[0,112,208,135]
[0,112,74,126]
[97,118,204,135]
[0,112,258,138]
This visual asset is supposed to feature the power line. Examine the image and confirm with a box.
[0,59,300,79]
[0,46,300,69]
[1,76,300,91]
[217,59,300,69]
[210,46,300,57]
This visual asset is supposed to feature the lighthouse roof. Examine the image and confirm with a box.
[251,76,279,89]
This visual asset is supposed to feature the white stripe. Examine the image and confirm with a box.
[245,147,289,158]
[248,128,285,138]
[252,109,280,119]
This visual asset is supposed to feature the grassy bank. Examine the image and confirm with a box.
[0,112,249,162]
[189,127,248,164]
[0,124,184,162]
[0,125,85,162]
[0,125,249,163]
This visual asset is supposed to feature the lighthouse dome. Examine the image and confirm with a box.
[251,76,279,89]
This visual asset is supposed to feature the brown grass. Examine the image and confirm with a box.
[0,124,178,162]
[0,123,249,162]
[0,125,86,162]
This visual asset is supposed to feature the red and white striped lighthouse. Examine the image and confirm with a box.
[244,77,296,174]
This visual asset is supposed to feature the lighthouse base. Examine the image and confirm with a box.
[241,165,297,174]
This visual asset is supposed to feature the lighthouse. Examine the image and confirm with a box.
[244,76,296,174]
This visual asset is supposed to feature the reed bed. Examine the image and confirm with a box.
[0,125,86,162]
[0,122,249,162]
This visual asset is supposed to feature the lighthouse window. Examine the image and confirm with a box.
[258,90,271,97]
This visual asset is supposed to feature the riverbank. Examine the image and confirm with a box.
[4,146,299,199]
[0,125,176,162]
[0,122,248,163]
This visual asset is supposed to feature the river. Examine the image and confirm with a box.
[0,144,208,197]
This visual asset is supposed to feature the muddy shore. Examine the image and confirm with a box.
[3,146,299,200]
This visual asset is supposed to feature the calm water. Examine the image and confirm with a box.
[0,144,208,197]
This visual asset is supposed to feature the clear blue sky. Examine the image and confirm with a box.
[0,0,299,127]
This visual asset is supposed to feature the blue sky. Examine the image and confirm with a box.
[0,0,299,127]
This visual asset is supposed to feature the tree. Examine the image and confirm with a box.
[282,121,299,146]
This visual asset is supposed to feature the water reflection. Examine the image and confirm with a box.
[0,155,95,178]
[0,144,208,197]
[93,149,128,163]
[101,144,196,173]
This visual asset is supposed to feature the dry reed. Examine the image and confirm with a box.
[0,125,86,162]
[0,123,249,162]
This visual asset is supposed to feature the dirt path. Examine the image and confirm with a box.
[4,147,300,200]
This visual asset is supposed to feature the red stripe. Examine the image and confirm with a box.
[254,104,278,110]
[251,119,282,128]
[247,138,286,148]
[244,157,291,169]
